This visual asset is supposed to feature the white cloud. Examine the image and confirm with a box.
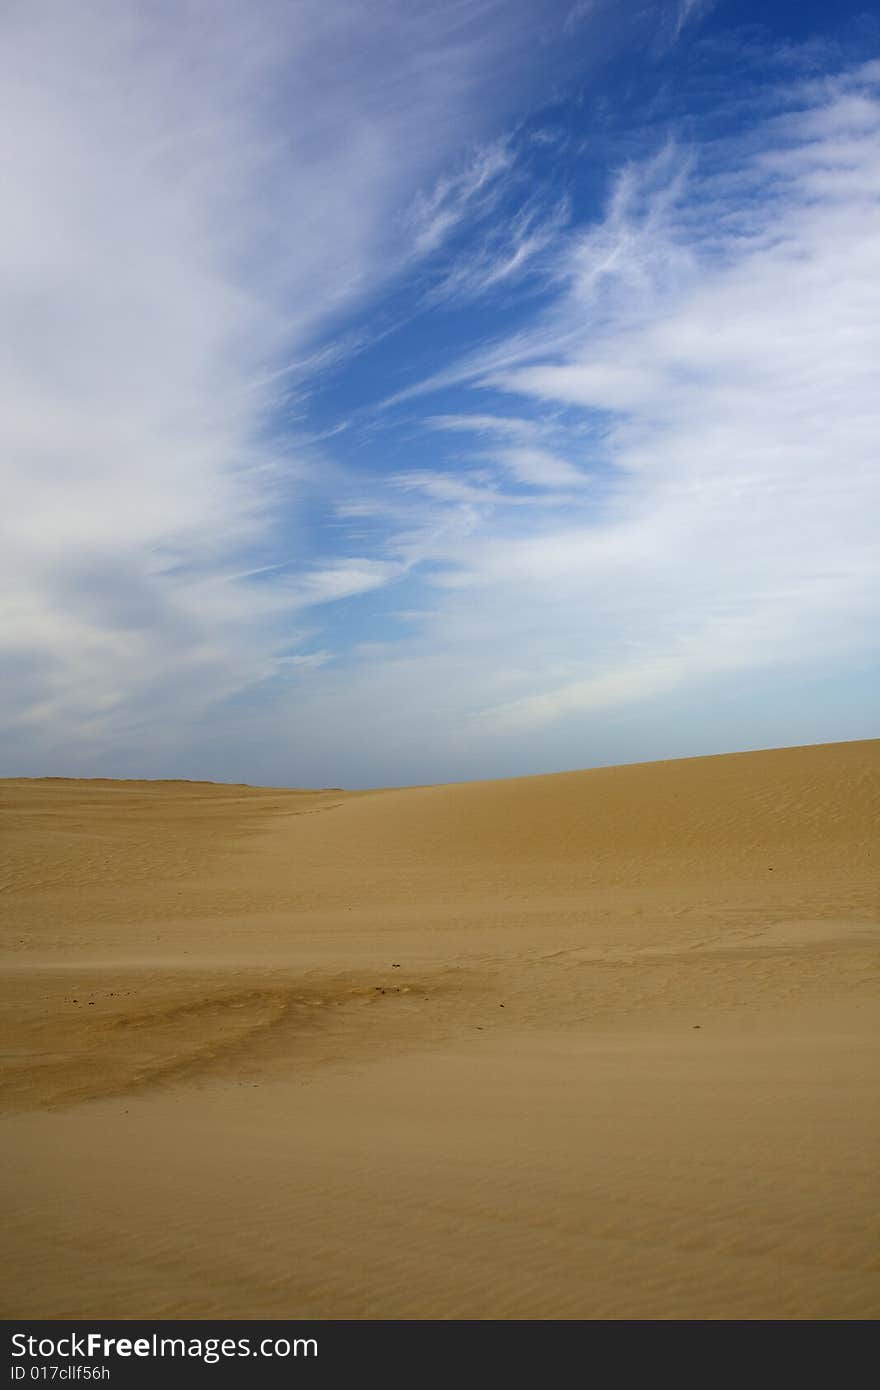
[407,140,515,258]
[0,0,582,768]
[671,0,716,43]
[293,560,405,607]
[457,103,876,725]
[427,414,542,438]
[423,194,571,304]
[262,62,879,779]
[492,448,588,488]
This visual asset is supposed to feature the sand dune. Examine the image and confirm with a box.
[1,740,878,1318]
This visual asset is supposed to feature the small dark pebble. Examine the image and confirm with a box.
[693,1025,700,1029]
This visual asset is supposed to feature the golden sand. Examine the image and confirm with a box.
[1,739,878,1318]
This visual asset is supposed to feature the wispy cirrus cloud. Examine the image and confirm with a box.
[422,193,572,304]
[425,413,590,488]
[247,58,880,784]
[0,0,589,769]
[670,0,717,45]
[406,140,516,258]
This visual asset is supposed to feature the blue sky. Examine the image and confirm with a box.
[2,0,878,787]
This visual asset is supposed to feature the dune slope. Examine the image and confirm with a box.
[1,740,878,1318]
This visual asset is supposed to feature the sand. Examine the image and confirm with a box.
[1,739,878,1319]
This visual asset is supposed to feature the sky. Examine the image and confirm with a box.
[2,0,878,788]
